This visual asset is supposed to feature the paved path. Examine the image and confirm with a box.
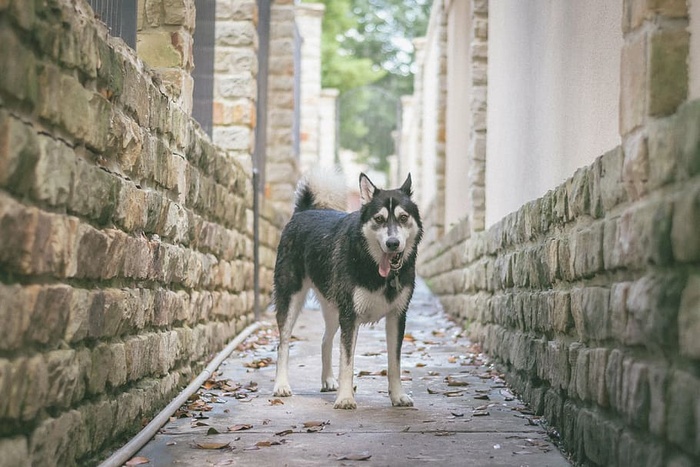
[134,280,570,466]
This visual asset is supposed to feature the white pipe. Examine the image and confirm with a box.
[99,321,266,467]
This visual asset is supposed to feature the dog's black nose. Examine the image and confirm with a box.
[386,238,400,251]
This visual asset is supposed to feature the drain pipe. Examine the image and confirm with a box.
[99,321,265,467]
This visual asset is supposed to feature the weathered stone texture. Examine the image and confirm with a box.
[0,0,282,465]
[419,99,700,466]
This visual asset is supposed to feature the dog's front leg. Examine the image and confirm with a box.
[334,317,358,409]
[386,310,413,407]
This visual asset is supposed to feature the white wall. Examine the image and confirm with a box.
[418,11,440,212]
[485,1,622,226]
[691,0,700,100]
[444,0,471,229]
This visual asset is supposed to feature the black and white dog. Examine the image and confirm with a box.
[272,171,423,409]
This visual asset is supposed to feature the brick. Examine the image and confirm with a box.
[678,275,700,359]
[649,29,689,117]
[671,187,700,262]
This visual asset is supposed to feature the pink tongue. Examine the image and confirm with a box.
[379,254,391,278]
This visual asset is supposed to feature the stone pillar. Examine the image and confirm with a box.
[619,0,689,200]
[467,0,488,231]
[136,0,196,113]
[295,3,325,173]
[212,0,258,157]
[265,0,300,217]
[318,88,339,168]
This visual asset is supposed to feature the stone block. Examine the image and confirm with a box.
[70,159,120,224]
[216,20,256,46]
[575,348,590,401]
[0,28,37,106]
[671,187,700,263]
[73,225,110,280]
[649,29,689,117]
[617,430,664,467]
[65,288,91,343]
[620,35,647,135]
[0,284,38,351]
[22,354,49,421]
[666,370,698,453]
[610,282,631,341]
[647,364,668,437]
[606,349,625,412]
[678,275,700,359]
[28,285,72,347]
[31,212,80,277]
[571,287,611,342]
[622,131,649,200]
[599,147,627,211]
[0,112,39,190]
[45,349,85,410]
[580,408,621,466]
[615,200,673,268]
[0,437,29,467]
[571,223,604,278]
[567,167,590,218]
[588,348,609,407]
[29,410,87,467]
[621,358,650,429]
[626,273,684,349]
[675,100,700,178]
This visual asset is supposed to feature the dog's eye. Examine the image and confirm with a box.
[399,214,409,223]
[373,215,386,224]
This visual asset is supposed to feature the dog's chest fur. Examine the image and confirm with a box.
[352,285,412,324]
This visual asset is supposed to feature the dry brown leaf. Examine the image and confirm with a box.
[415,362,426,367]
[302,420,329,428]
[275,429,294,436]
[125,457,150,466]
[269,398,284,406]
[228,424,253,432]
[207,427,220,435]
[195,442,230,450]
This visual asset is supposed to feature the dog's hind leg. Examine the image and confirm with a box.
[318,296,339,392]
[386,310,413,407]
[273,285,308,397]
[334,314,359,409]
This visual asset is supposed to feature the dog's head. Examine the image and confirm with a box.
[359,173,423,278]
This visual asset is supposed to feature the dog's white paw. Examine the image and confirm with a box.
[391,393,414,407]
[273,383,293,397]
[321,377,338,392]
[333,396,357,410]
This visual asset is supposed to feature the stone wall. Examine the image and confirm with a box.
[0,0,277,464]
[419,99,700,466]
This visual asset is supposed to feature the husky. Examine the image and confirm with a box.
[272,171,423,409]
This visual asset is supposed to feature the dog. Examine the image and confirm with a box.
[272,171,423,409]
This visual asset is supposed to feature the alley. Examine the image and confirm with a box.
[131,281,570,466]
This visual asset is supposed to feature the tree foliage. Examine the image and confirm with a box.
[305,0,432,172]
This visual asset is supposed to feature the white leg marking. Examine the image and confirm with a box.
[334,323,359,409]
[386,312,413,407]
[273,287,308,397]
[319,297,339,392]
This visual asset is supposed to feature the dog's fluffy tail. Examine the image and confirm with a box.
[294,168,348,213]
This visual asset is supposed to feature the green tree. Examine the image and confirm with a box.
[305,0,432,172]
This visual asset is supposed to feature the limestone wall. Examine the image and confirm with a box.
[0,0,279,464]
[419,99,700,465]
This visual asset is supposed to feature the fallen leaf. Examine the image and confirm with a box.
[435,431,454,437]
[451,412,464,417]
[415,363,426,367]
[474,394,490,400]
[337,452,372,461]
[207,427,220,435]
[255,440,281,447]
[228,424,253,432]
[275,429,294,436]
[269,398,284,406]
[126,457,149,466]
[244,357,273,369]
[302,420,329,427]
[473,410,490,417]
[166,441,177,446]
[194,442,230,450]
[404,333,416,342]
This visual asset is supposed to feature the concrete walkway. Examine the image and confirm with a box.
[133,280,570,466]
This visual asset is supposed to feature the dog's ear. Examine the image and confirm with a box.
[359,173,377,205]
[400,173,413,197]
